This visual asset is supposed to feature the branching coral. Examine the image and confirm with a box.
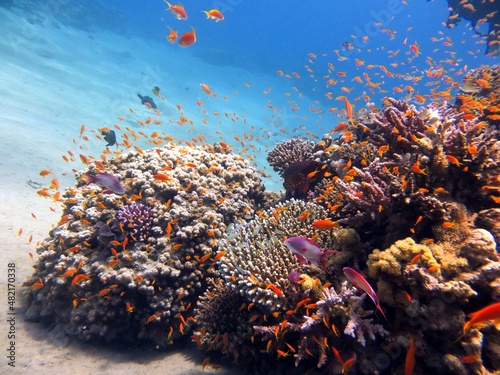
[116,203,153,242]
[266,137,316,176]
[192,278,255,360]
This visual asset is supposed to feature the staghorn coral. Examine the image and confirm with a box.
[23,143,265,345]
[266,137,316,176]
[343,295,389,347]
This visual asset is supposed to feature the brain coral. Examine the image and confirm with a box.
[217,199,351,310]
[23,143,265,345]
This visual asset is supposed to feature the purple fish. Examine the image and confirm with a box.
[284,236,337,271]
[343,267,387,321]
[85,173,125,195]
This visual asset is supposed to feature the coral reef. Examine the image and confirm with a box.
[25,65,500,374]
[24,143,266,345]
[266,137,316,176]
[310,90,500,248]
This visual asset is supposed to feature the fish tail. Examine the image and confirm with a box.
[377,303,389,322]
[84,173,97,184]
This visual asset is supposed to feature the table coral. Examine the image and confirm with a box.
[23,143,266,345]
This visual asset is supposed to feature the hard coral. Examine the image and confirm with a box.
[116,203,153,242]
[218,199,337,311]
[282,160,325,198]
[24,143,265,346]
[266,137,316,176]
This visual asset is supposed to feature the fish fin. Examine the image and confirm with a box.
[102,189,114,194]
[376,303,389,322]
[293,253,308,265]
[85,174,97,184]
[320,250,337,273]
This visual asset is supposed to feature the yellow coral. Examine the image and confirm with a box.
[298,274,324,299]
[367,238,440,278]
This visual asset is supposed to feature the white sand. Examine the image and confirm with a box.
[0,4,325,374]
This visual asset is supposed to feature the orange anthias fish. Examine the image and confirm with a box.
[179,27,196,47]
[463,302,500,335]
[311,219,339,230]
[165,1,187,20]
[405,336,415,375]
[203,9,224,22]
[200,83,211,95]
[166,26,178,43]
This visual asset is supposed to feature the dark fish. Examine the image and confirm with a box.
[137,93,157,109]
[101,129,116,147]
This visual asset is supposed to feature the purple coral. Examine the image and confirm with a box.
[117,203,153,242]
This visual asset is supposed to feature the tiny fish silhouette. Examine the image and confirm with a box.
[101,129,116,147]
[137,93,157,109]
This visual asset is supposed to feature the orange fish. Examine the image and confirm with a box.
[405,336,415,375]
[203,9,224,22]
[71,274,91,285]
[39,169,51,177]
[200,83,211,95]
[154,173,171,181]
[344,99,354,125]
[166,1,187,20]
[166,26,178,43]
[179,27,196,47]
[463,302,500,335]
[446,155,461,166]
[342,353,356,374]
[311,219,339,230]
[266,283,284,297]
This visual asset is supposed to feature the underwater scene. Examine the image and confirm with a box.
[1,0,500,374]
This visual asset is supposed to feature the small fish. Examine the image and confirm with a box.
[179,27,196,47]
[101,129,116,147]
[342,352,356,374]
[311,219,339,230]
[85,173,125,195]
[200,83,212,95]
[137,93,157,109]
[284,237,337,270]
[166,27,178,43]
[203,9,224,22]
[165,1,187,20]
[343,267,387,320]
[405,336,415,375]
[463,302,500,335]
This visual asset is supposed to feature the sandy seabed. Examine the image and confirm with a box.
[0,4,296,374]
